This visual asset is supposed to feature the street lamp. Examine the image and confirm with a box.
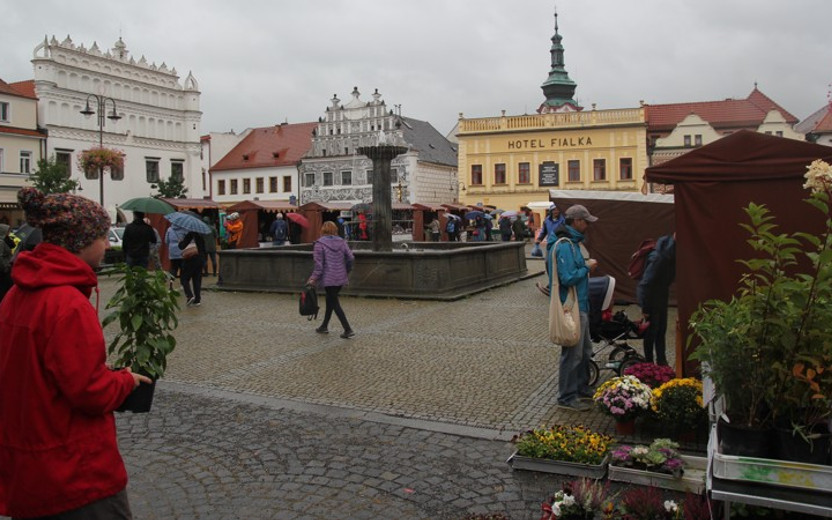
[80,94,121,205]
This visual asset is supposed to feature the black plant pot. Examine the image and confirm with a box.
[116,380,156,413]
[718,418,774,458]
[774,427,831,465]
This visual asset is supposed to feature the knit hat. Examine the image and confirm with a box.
[18,187,110,253]
[276,213,283,219]
[228,212,239,220]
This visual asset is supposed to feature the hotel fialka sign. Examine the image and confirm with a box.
[507,136,593,150]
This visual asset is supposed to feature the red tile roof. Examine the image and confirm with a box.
[0,79,37,99]
[645,88,798,133]
[211,122,317,172]
[0,126,47,138]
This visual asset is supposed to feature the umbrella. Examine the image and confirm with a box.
[351,202,373,214]
[500,210,519,219]
[445,214,461,220]
[120,197,176,215]
[464,210,485,220]
[483,213,493,219]
[165,211,212,234]
[286,212,310,228]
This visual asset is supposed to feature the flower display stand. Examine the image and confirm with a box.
[507,452,609,478]
[608,455,707,494]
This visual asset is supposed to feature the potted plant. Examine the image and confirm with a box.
[608,438,707,494]
[650,378,708,440]
[539,478,612,520]
[508,424,613,477]
[78,146,124,177]
[691,159,832,458]
[592,375,654,435]
[103,265,179,412]
[623,362,677,389]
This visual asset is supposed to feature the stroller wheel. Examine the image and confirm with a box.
[588,360,600,387]
[617,356,645,377]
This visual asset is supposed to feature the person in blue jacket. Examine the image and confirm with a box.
[535,204,565,247]
[548,204,599,412]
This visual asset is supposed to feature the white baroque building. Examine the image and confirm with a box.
[31,35,202,218]
[299,87,457,205]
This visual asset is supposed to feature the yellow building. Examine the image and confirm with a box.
[456,109,648,210]
[455,12,647,211]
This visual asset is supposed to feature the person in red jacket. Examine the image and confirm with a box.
[0,188,151,519]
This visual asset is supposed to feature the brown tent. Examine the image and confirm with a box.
[546,190,675,305]
[645,130,832,375]
[226,200,298,248]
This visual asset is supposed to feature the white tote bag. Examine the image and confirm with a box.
[548,239,581,347]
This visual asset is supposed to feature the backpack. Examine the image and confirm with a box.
[299,284,319,320]
[627,238,657,280]
[445,219,455,233]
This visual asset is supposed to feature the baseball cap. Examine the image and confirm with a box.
[565,204,598,222]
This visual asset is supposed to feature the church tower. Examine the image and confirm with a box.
[538,11,582,113]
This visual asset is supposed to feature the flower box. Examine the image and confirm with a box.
[608,455,706,494]
[507,451,609,478]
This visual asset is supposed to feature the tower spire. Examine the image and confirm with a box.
[538,10,582,113]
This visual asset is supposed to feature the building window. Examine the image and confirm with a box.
[593,159,606,181]
[217,179,226,195]
[568,160,581,182]
[19,151,31,174]
[518,162,530,184]
[144,158,159,183]
[304,173,315,187]
[283,176,291,192]
[694,134,702,147]
[243,178,251,194]
[0,102,9,122]
[365,169,373,185]
[171,160,184,182]
[341,170,352,185]
[323,172,333,186]
[776,131,783,137]
[619,158,633,180]
[0,149,4,172]
[684,135,692,148]
[55,150,72,177]
[391,168,398,183]
[255,177,264,193]
[494,163,506,184]
[230,179,238,195]
[269,176,278,193]
[111,155,124,180]
[471,164,483,185]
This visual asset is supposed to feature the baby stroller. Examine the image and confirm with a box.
[587,275,647,386]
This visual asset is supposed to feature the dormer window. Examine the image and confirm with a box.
[272,152,279,159]
[242,154,249,161]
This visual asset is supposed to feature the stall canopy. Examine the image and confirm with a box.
[547,190,675,305]
[645,130,832,375]
[226,200,298,248]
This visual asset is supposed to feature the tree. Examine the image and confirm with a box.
[152,176,188,199]
[29,157,79,194]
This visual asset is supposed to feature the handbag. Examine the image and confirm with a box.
[548,238,581,347]
[181,242,199,259]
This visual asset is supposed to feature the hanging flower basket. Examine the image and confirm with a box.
[78,147,125,177]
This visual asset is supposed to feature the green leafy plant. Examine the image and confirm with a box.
[103,265,179,379]
[691,159,832,432]
[541,478,612,520]
[29,156,79,194]
[152,175,188,198]
[610,438,686,478]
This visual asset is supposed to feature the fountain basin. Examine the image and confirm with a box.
[217,241,528,300]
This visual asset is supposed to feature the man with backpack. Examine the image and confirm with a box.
[270,213,289,246]
[636,233,676,366]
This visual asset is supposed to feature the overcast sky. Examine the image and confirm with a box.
[2,0,830,136]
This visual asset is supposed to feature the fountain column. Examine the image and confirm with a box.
[356,145,408,252]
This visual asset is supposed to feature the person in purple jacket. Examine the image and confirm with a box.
[307,221,355,338]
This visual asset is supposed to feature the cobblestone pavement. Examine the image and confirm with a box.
[4,252,681,520]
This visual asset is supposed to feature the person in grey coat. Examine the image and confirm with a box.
[307,221,355,338]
